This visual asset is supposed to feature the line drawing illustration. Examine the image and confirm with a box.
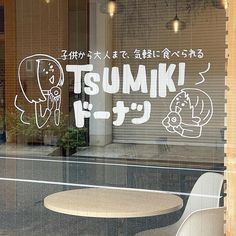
[196,62,211,85]
[14,54,64,128]
[162,88,213,138]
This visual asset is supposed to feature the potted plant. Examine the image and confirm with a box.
[57,127,87,156]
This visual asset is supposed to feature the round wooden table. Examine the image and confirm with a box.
[44,188,183,218]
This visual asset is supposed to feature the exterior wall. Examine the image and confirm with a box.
[112,1,226,146]
[226,1,236,235]
[15,0,69,114]
[9,0,69,144]
[4,0,17,210]
[3,0,69,210]
[14,0,68,206]
[89,1,113,146]
[5,0,17,143]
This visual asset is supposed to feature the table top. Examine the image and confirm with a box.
[44,188,183,218]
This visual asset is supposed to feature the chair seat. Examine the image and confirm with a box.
[135,223,178,236]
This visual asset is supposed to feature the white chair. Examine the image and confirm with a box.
[176,207,225,236]
[135,172,224,236]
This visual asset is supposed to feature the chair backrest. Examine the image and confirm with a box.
[178,172,224,226]
[176,207,225,236]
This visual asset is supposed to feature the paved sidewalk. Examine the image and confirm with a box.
[73,143,224,164]
[0,143,58,158]
[0,142,224,165]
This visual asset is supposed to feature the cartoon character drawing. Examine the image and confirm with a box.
[162,88,213,138]
[14,54,64,128]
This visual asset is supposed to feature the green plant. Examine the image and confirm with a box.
[6,111,69,144]
[7,112,43,140]
[42,113,69,137]
[57,127,87,152]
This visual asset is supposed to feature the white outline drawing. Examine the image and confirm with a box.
[162,88,213,138]
[14,54,64,128]
[196,62,211,85]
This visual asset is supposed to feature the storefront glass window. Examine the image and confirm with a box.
[0,0,229,235]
